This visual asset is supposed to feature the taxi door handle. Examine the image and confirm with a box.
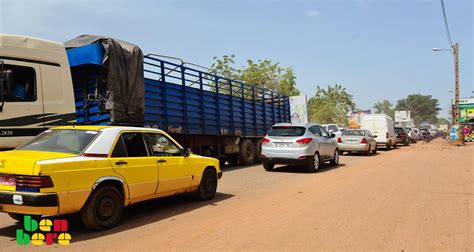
[157,159,167,163]
[115,161,127,165]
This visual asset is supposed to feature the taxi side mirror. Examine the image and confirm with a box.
[181,148,191,157]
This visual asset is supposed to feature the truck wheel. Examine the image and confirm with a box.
[386,143,391,150]
[194,169,217,201]
[253,139,262,163]
[80,186,123,230]
[263,161,275,171]
[238,139,256,165]
[307,152,320,172]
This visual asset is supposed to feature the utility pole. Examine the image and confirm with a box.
[454,43,459,125]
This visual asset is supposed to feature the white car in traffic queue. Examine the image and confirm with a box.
[337,129,378,155]
[322,124,343,140]
[260,123,339,172]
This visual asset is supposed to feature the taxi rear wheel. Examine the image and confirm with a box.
[195,169,217,201]
[81,186,123,230]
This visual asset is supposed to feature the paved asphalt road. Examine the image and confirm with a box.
[0,139,472,251]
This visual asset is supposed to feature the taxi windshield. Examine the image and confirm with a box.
[17,129,100,155]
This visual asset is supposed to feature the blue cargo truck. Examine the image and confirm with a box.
[0,35,290,165]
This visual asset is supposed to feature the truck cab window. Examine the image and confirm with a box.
[3,64,36,102]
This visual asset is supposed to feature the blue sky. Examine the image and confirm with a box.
[1,0,472,118]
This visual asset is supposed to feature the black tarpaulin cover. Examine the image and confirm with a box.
[64,35,144,125]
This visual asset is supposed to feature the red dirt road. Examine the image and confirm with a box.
[0,139,472,251]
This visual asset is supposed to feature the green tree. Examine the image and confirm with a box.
[373,100,394,118]
[278,67,300,96]
[308,84,356,124]
[209,54,241,80]
[209,55,300,97]
[394,94,441,127]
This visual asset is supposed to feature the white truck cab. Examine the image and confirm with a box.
[0,34,76,149]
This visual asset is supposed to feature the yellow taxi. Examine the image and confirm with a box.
[0,126,222,230]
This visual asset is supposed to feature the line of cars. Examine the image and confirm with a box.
[260,114,422,172]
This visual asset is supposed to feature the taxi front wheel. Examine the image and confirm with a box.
[195,169,217,201]
[81,186,123,230]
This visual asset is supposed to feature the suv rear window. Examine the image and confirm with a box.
[267,126,306,137]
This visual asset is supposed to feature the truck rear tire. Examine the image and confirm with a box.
[239,139,256,165]
[253,139,262,163]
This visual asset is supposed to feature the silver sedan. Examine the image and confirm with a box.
[337,129,377,155]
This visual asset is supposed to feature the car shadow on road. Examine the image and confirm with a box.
[341,152,381,157]
[271,163,346,174]
[0,192,234,243]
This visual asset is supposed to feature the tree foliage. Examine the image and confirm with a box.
[209,55,300,96]
[394,94,441,127]
[308,84,356,124]
[373,100,395,118]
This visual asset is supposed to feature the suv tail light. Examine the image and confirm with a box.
[296,138,312,144]
[337,137,342,143]
[15,175,54,188]
[262,137,270,143]
[361,138,368,144]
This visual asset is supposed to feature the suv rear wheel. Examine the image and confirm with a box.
[330,150,339,166]
[307,152,320,172]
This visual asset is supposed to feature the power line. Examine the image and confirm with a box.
[440,0,454,47]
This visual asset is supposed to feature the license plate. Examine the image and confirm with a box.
[346,139,358,143]
[0,175,15,186]
[275,143,290,148]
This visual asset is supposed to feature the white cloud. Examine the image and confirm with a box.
[305,9,320,17]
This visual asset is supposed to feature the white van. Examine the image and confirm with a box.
[360,114,397,150]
